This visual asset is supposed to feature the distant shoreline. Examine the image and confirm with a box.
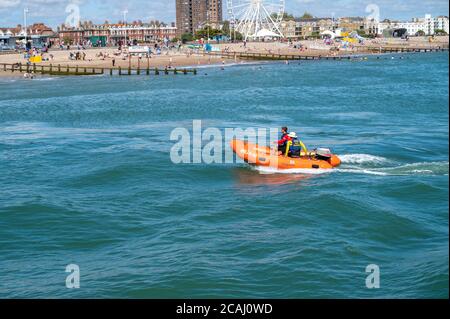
[1,38,448,79]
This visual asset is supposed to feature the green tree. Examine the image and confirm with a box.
[271,12,295,21]
[356,29,367,37]
[195,27,223,40]
[434,29,448,35]
[416,30,426,36]
[299,12,314,20]
[233,31,243,41]
[181,33,194,43]
[222,20,230,35]
[62,37,73,45]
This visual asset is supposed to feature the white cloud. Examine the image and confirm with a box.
[0,0,21,9]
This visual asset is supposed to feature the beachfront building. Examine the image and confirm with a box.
[364,18,379,36]
[294,16,383,38]
[175,0,223,36]
[294,18,334,39]
[377,15,449,36]
[338,17,365,34]
[279,20,296,39]
[57,24,87,45]
[435,16,449,34]
[0,29,15,47]
[58,21,177,46]
[0,23,55,48]
[109,24,177,45]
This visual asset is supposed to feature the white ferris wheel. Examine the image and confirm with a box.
[227,0,285,40]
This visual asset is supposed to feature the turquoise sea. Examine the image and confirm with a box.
[0,52,448,298]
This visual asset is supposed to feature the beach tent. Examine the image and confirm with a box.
[255,29,281,38]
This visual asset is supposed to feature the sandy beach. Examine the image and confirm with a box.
[0,36,447,77]
[0,48,236,77]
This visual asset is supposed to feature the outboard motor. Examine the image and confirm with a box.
[315,148,333,161]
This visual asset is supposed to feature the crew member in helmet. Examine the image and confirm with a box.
[286,132,308,157]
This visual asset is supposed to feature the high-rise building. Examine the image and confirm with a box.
[176,0,222,36]
[208,0,223,26]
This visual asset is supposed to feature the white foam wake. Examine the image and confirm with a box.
[251,156,448,177]
[339,154,388,165]
[253,166,333,175]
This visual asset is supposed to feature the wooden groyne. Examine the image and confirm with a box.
[208,51,323,61]
[0,63,197,76]
[363,45,449,54]
[207,46,449,61]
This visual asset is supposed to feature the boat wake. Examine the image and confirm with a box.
[254,166,332,175]
[339,154,389,165]
[339,161,450,176]
[253,153,449,177]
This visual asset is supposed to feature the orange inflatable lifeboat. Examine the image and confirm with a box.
[230,139,341,170]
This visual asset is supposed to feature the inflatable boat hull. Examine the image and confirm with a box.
[230,139,341,170]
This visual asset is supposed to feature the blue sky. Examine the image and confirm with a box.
[0,0,448,27]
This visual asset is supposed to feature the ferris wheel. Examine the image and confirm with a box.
[227,0,285,40]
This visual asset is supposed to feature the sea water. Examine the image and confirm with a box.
[0,52,448,298]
